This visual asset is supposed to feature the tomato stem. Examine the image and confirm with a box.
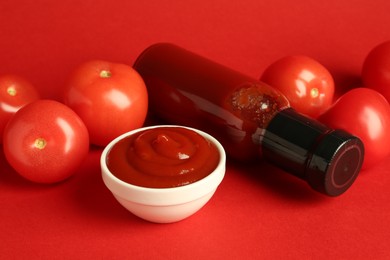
[7,86,17,96]
[310,88,319,98]
[34,138,47,150]
[100,70,112,78]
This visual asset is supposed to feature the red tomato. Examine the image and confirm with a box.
[0,75,40,142]
[318,88,390,169]
[63,60,148,146]
[3,100,89,184]
[260,56,335,118]
[362,41,390,103]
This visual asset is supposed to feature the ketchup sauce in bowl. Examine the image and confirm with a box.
[101,125,226,223]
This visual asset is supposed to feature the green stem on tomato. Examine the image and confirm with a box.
[34,138,47,150]
[100,70,112,78]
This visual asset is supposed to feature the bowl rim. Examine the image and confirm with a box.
[100,125,226,206]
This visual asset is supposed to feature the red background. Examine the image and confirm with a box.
[1,0,390,259]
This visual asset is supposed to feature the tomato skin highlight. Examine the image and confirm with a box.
[318,88,390,169]
[3,100,90,184]
[362,41,390,103]
[63,60,148,147]
[261,55,334,118]
[0,75,40,143]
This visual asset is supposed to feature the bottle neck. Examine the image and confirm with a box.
[261,108,331,180]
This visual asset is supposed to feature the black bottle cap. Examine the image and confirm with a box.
[262,108,364,196]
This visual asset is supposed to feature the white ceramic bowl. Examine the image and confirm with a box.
[101,125,226,223]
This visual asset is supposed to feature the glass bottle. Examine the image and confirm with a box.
[133,43,364,196]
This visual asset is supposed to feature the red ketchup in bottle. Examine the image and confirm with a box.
[106,126,220,188]
[134,43,364,196]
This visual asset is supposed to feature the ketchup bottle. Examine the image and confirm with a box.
[133,43,364,196]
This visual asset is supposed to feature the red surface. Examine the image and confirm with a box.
[1,0,390,258]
